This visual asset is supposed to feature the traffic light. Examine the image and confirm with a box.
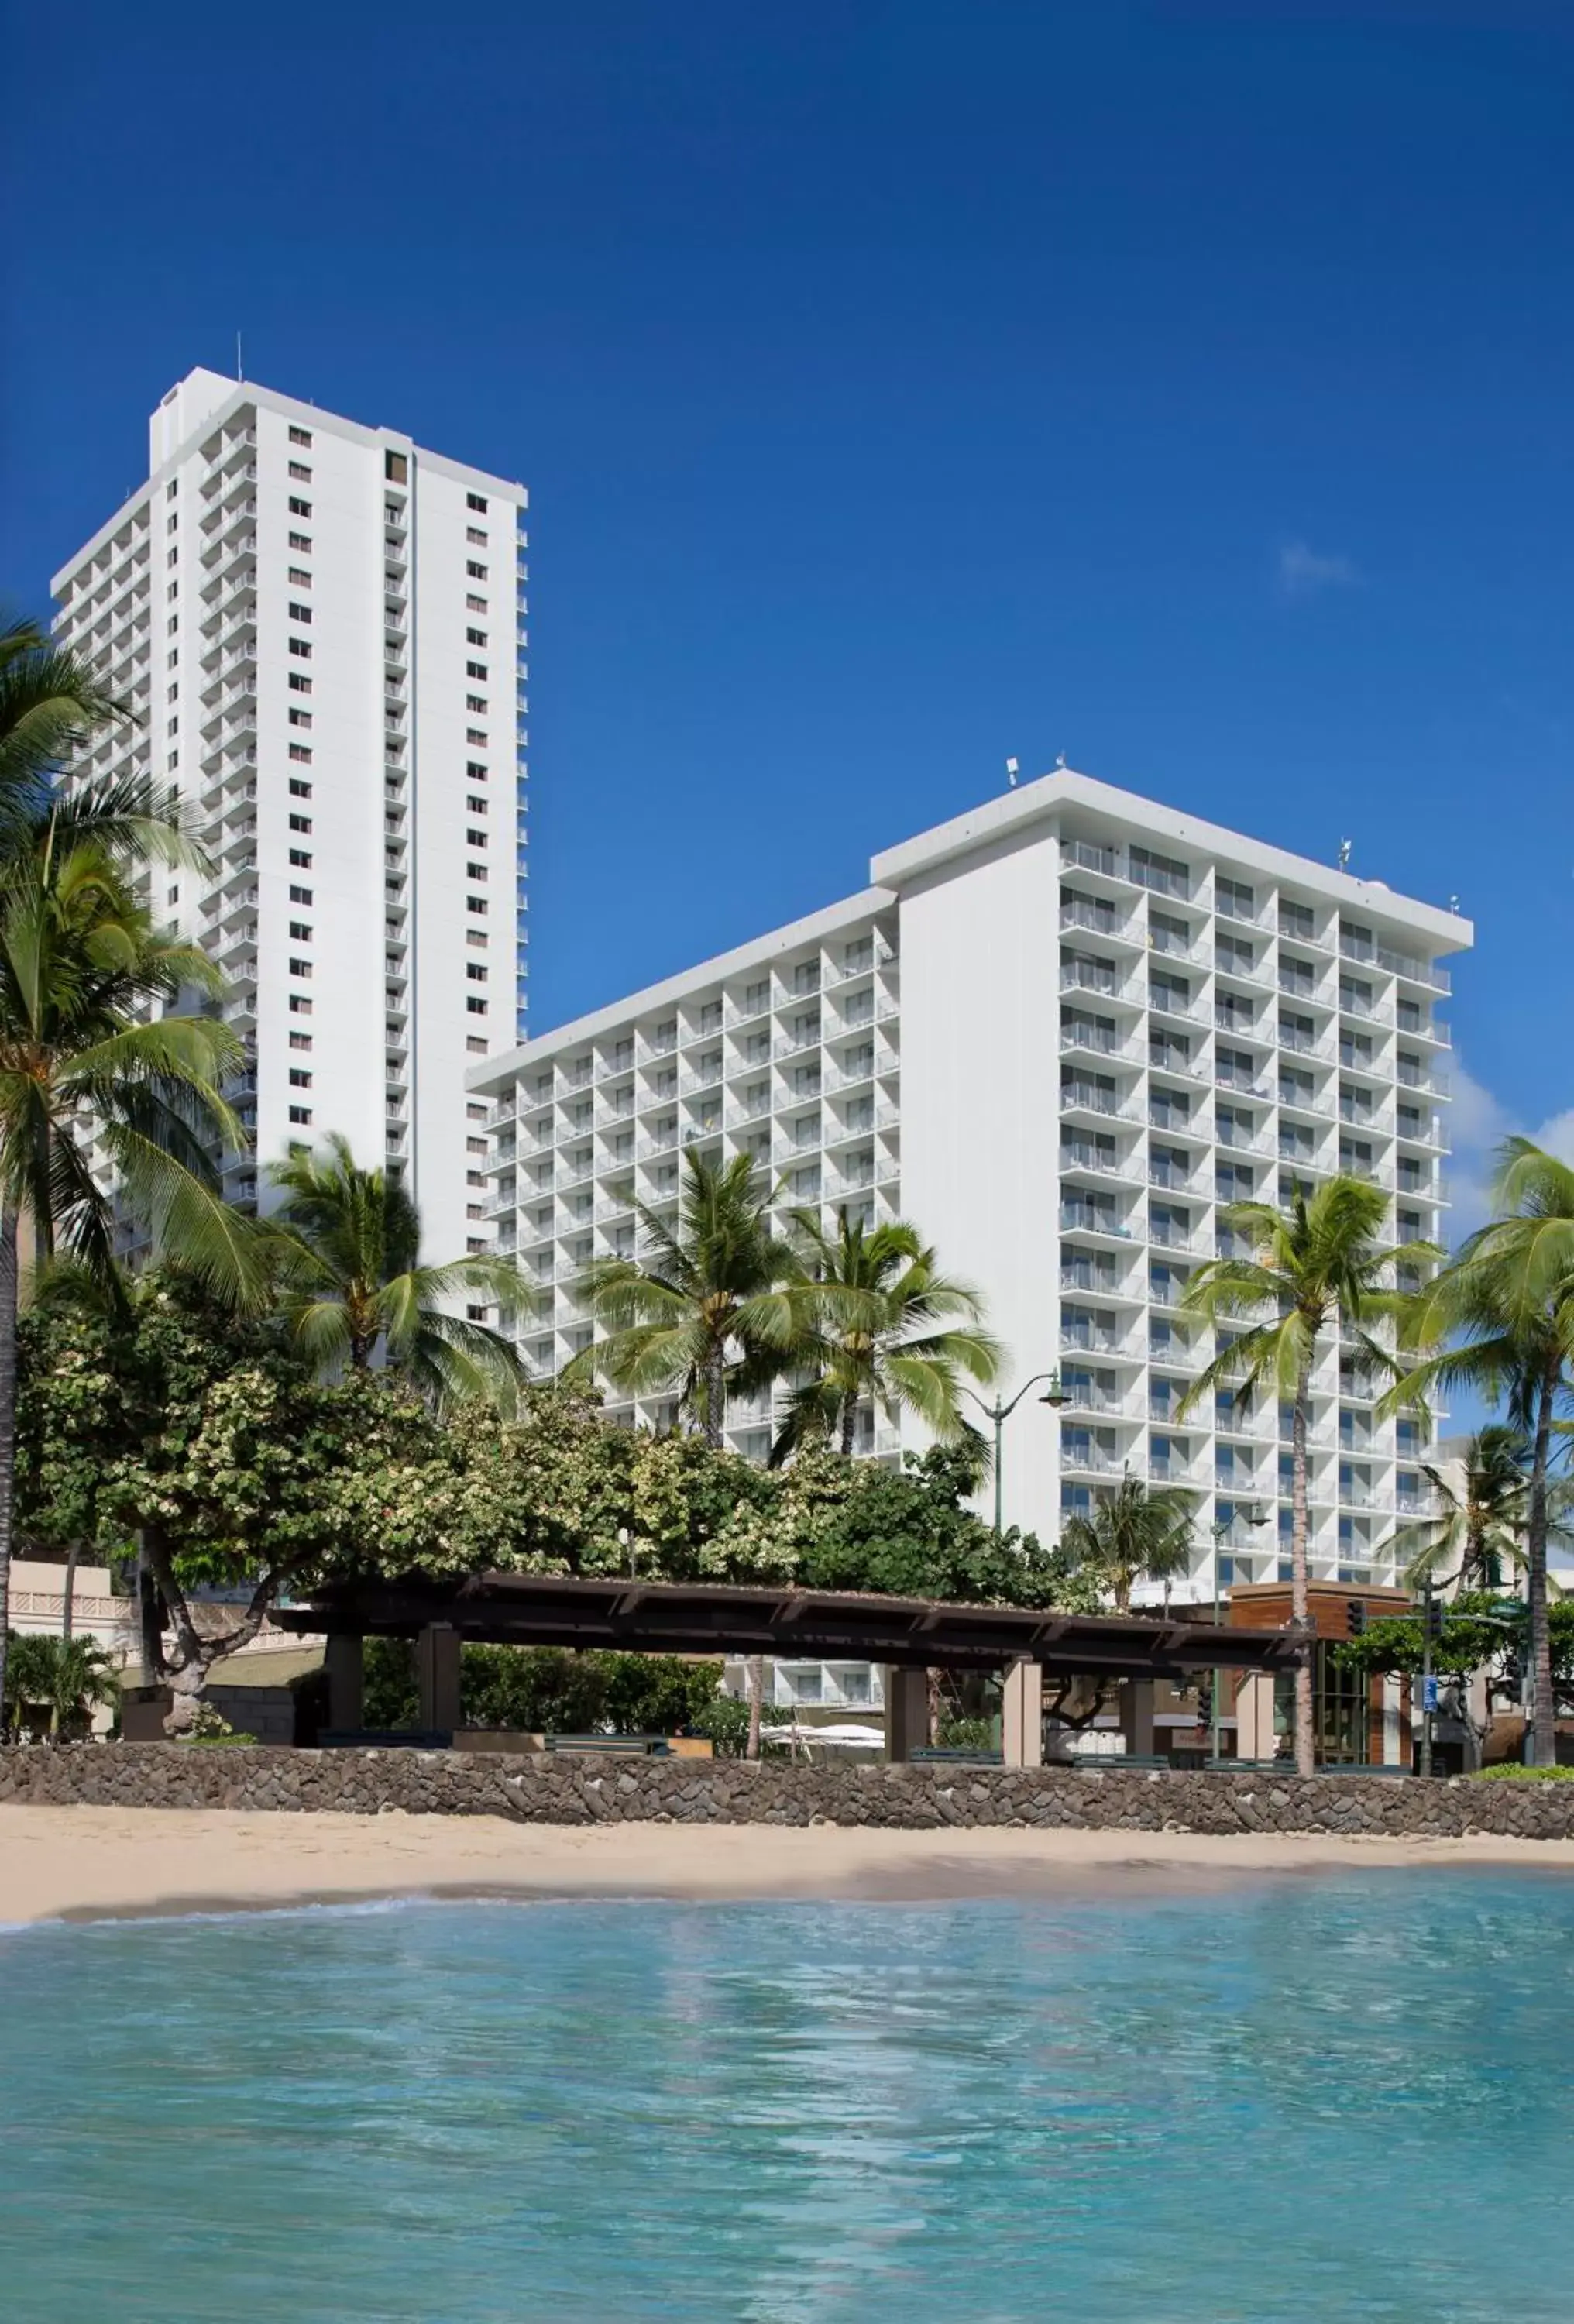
[1425,1597,1445,1644]
[1346,1600,1368,1638]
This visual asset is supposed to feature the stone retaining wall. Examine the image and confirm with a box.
[3,1744,1574,1839]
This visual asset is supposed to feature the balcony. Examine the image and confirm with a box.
[1059,1205,1132,1242]
[1060,963,1141,1006]
[1058,1442,1126,1477]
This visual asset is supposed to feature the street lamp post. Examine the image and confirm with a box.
[1208,1503,1268,1766]
[964,1372,1067,1538]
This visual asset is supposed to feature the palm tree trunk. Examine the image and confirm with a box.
[745,1655,765,1762]
[0,1208,18,1735]
[839,1394,857,1456]
[62,1540,81,1642]
[1292,1356,1315,1777]
[1525,1364,1557,1768]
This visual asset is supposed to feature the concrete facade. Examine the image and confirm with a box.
[52,367,530,1262]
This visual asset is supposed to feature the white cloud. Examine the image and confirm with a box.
[1443,1058,1514,1241]
[1277,539,1362,598]
[1444,1060,1574,1243]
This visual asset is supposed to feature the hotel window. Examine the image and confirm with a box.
[466,964,487,982]
[466,661,487,681]
[288,709,312,729]
[468,897,488,916]
[466,795,487,815]
[288,744,311,765]
[288,997,311,1014]
[467,492,488,512]
[288,1105,312,1125]
[289,1032,312,1052]
[289,639,312,660]
[289,425,312,446]
[289,531,311,552]
[466,595,486,613]
[289,848,311,868]
[290,884,313,904]
[466,695,486,713]
[466,727,486,745]
[466,628,487,647]
[289,958,312,978]
[288,673,312,693]
[288,567,311,587]
[466,527,486,545]
[288,498,311,517]
[288,1069,311,1088]
[288,778,311,799]
[466,761,487,780]
[289,602,312,623]
[289,814,311,834]
[466,829,486,848]
[288,461,311,482]
[466,561,487,579]
[467,861,488,882]
[384,449,407,483]
[289,922,312,941]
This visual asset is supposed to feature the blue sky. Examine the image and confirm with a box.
[5,2,1572,1232]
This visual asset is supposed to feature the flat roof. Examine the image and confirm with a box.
[280,1572,1302,1677]
[872,768,1473,950]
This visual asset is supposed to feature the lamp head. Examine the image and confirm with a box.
[1038,1371,1067,1409]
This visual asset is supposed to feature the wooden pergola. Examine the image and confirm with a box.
[279,1573,1301,1763]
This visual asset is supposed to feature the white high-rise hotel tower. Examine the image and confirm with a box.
[52,367,529,1260]
[473,771,1471,1618]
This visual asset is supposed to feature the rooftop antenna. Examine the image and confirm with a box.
[1449,894,1460,914]
[1337,837,1352,870]
[236,331,244,383]
[1005,757,1019,787]
[1055,751,1067,769]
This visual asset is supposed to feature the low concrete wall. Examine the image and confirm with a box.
[3,1745,1574,1838]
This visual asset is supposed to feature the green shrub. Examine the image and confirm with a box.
[691,1693,751,1758]
[359,1638,726,1738]
[1473,1762,1574,1782]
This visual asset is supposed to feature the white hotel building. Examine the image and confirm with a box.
[472,770,1470,1655]
[52,366,529,1261]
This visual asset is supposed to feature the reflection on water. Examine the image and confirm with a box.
[2,1876,1571,2322]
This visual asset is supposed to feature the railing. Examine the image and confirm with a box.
[1148,984,1202,1019]
[1059,1206,1131,1237]
[1060,964,1139,1004]
[1058,1443,1126,1475]
[1060,1025,1130,1060]
[1059,902,1135,942]
[1149,1047,1206,1080]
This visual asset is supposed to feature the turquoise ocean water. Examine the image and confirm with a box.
[1,1873,1569,2322]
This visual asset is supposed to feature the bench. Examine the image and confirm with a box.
[544,1734,671,1758]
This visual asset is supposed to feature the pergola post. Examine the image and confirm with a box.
[884,1666,928,1762]
[1001,1660,1043,1767]
[323,1633,364,1733]
[1234,1671,1275,1763]
[1119,1676,1156,1759]
[416,1623,462,1735]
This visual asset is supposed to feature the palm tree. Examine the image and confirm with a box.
[1393,1140,1574,1766]
[1386,1425,1532,1594]
[574,1148,806,1757]
[1059,1473,1196,1612]
[3,1632,119,1740]
[573,1148,803,1446]
[266,1132,527,1409]
[1178,1177,1422,1776]
[0,837,253,1728]
[768,1209,1002,1463]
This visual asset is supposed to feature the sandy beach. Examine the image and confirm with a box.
[2,1803,1573,1925]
